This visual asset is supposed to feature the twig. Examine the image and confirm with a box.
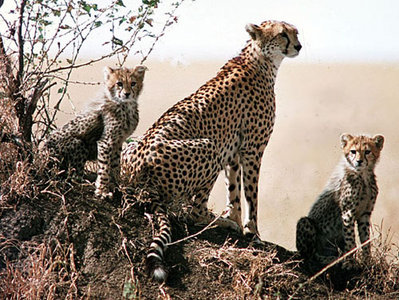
[140,0,185,65]
[16,0,26,88]
[166,210,228,246]
[46,49,124,75]
[48,74,101,86]
[112,216,134,266]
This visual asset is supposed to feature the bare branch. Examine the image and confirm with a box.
[140,1,185,65]
[0,35,15,97]
[16,0,27,89]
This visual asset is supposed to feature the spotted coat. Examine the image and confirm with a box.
[44,66,147,198]
[296,134,384,269]
[121,20,301,282]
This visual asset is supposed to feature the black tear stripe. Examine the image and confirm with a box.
[285,38,290,55]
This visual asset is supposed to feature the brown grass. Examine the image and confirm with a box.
[0,241,80,299]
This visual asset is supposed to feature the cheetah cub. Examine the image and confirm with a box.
[44,66,147,198]
[296,134,384,269]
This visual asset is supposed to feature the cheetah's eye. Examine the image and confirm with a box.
[365,150,371,155]
[350,150,356,154]
[131,82,136,87]
[280,32,289,39]
[116,82,123,87]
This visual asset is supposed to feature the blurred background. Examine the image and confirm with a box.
[2,0,398,250]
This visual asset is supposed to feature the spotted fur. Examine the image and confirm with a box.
[296,134,384,269]
[44,66,147,198]
[121,20,301,282]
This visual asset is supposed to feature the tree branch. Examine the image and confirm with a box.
[16,0,26,89]
[0,34,16,99]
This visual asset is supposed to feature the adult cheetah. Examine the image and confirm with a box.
[122,20,301,282]
[44,66,147,198]
[296,134,384,271]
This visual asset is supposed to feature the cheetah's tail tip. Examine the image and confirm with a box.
[147,256,168,283]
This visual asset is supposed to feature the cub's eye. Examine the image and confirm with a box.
[131,82,136,87]
[350,150,356,154]
[365,150,371,155]
[116,82,123,87]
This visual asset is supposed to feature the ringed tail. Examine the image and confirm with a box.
[146,202,172,283]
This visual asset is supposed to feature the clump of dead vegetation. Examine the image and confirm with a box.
[1,241,80,299]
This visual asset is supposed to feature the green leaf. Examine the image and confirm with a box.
[116,0,125,7]
[58,87,64,94]
[119,17,127,25]
[80,1,92,14]
[112,37,124,46]
[142,0,159,6]
[122,281,138,299]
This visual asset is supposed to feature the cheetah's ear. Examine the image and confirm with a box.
[373,135,384,150]
[340,133,353,149]
[245,23,262,41]
[133,65,148,81]
[104,66,115,81]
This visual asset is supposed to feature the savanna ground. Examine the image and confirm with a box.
[1,61,399,298]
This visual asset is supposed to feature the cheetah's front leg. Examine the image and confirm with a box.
[224,153,243,229]
[241,152,262,239]
[341,208,357,269]
[95,126,122,199]
[357,192,377,258]
[340,184,361,269]
[357,212,372,257]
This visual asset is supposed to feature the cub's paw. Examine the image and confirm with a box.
[342,258,361,273]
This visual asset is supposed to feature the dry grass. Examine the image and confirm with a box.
[183,228,399,299]
[0,240,81,300]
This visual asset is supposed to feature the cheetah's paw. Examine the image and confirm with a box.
[217,217,242,233]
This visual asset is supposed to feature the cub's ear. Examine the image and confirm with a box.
[245,23,262,41]
[104,66,115,81]
[373,134,384,150]
[340,133,353,149]
[133,65,148,81]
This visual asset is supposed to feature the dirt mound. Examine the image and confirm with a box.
[1,176,398,299]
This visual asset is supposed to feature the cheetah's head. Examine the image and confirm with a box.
[245,20,301,60]
[104,65,148,103]
[341,134,384,171]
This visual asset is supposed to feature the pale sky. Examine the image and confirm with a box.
[1,0,399,63]
[153,0,399,63]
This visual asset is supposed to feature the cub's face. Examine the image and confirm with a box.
[246,20,301,58]
[104,66,147,102]
[341,134,384,170]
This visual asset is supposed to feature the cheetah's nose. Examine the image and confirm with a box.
[357,160,363,166]
[294,44,302,52]
[125,92,131,98]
